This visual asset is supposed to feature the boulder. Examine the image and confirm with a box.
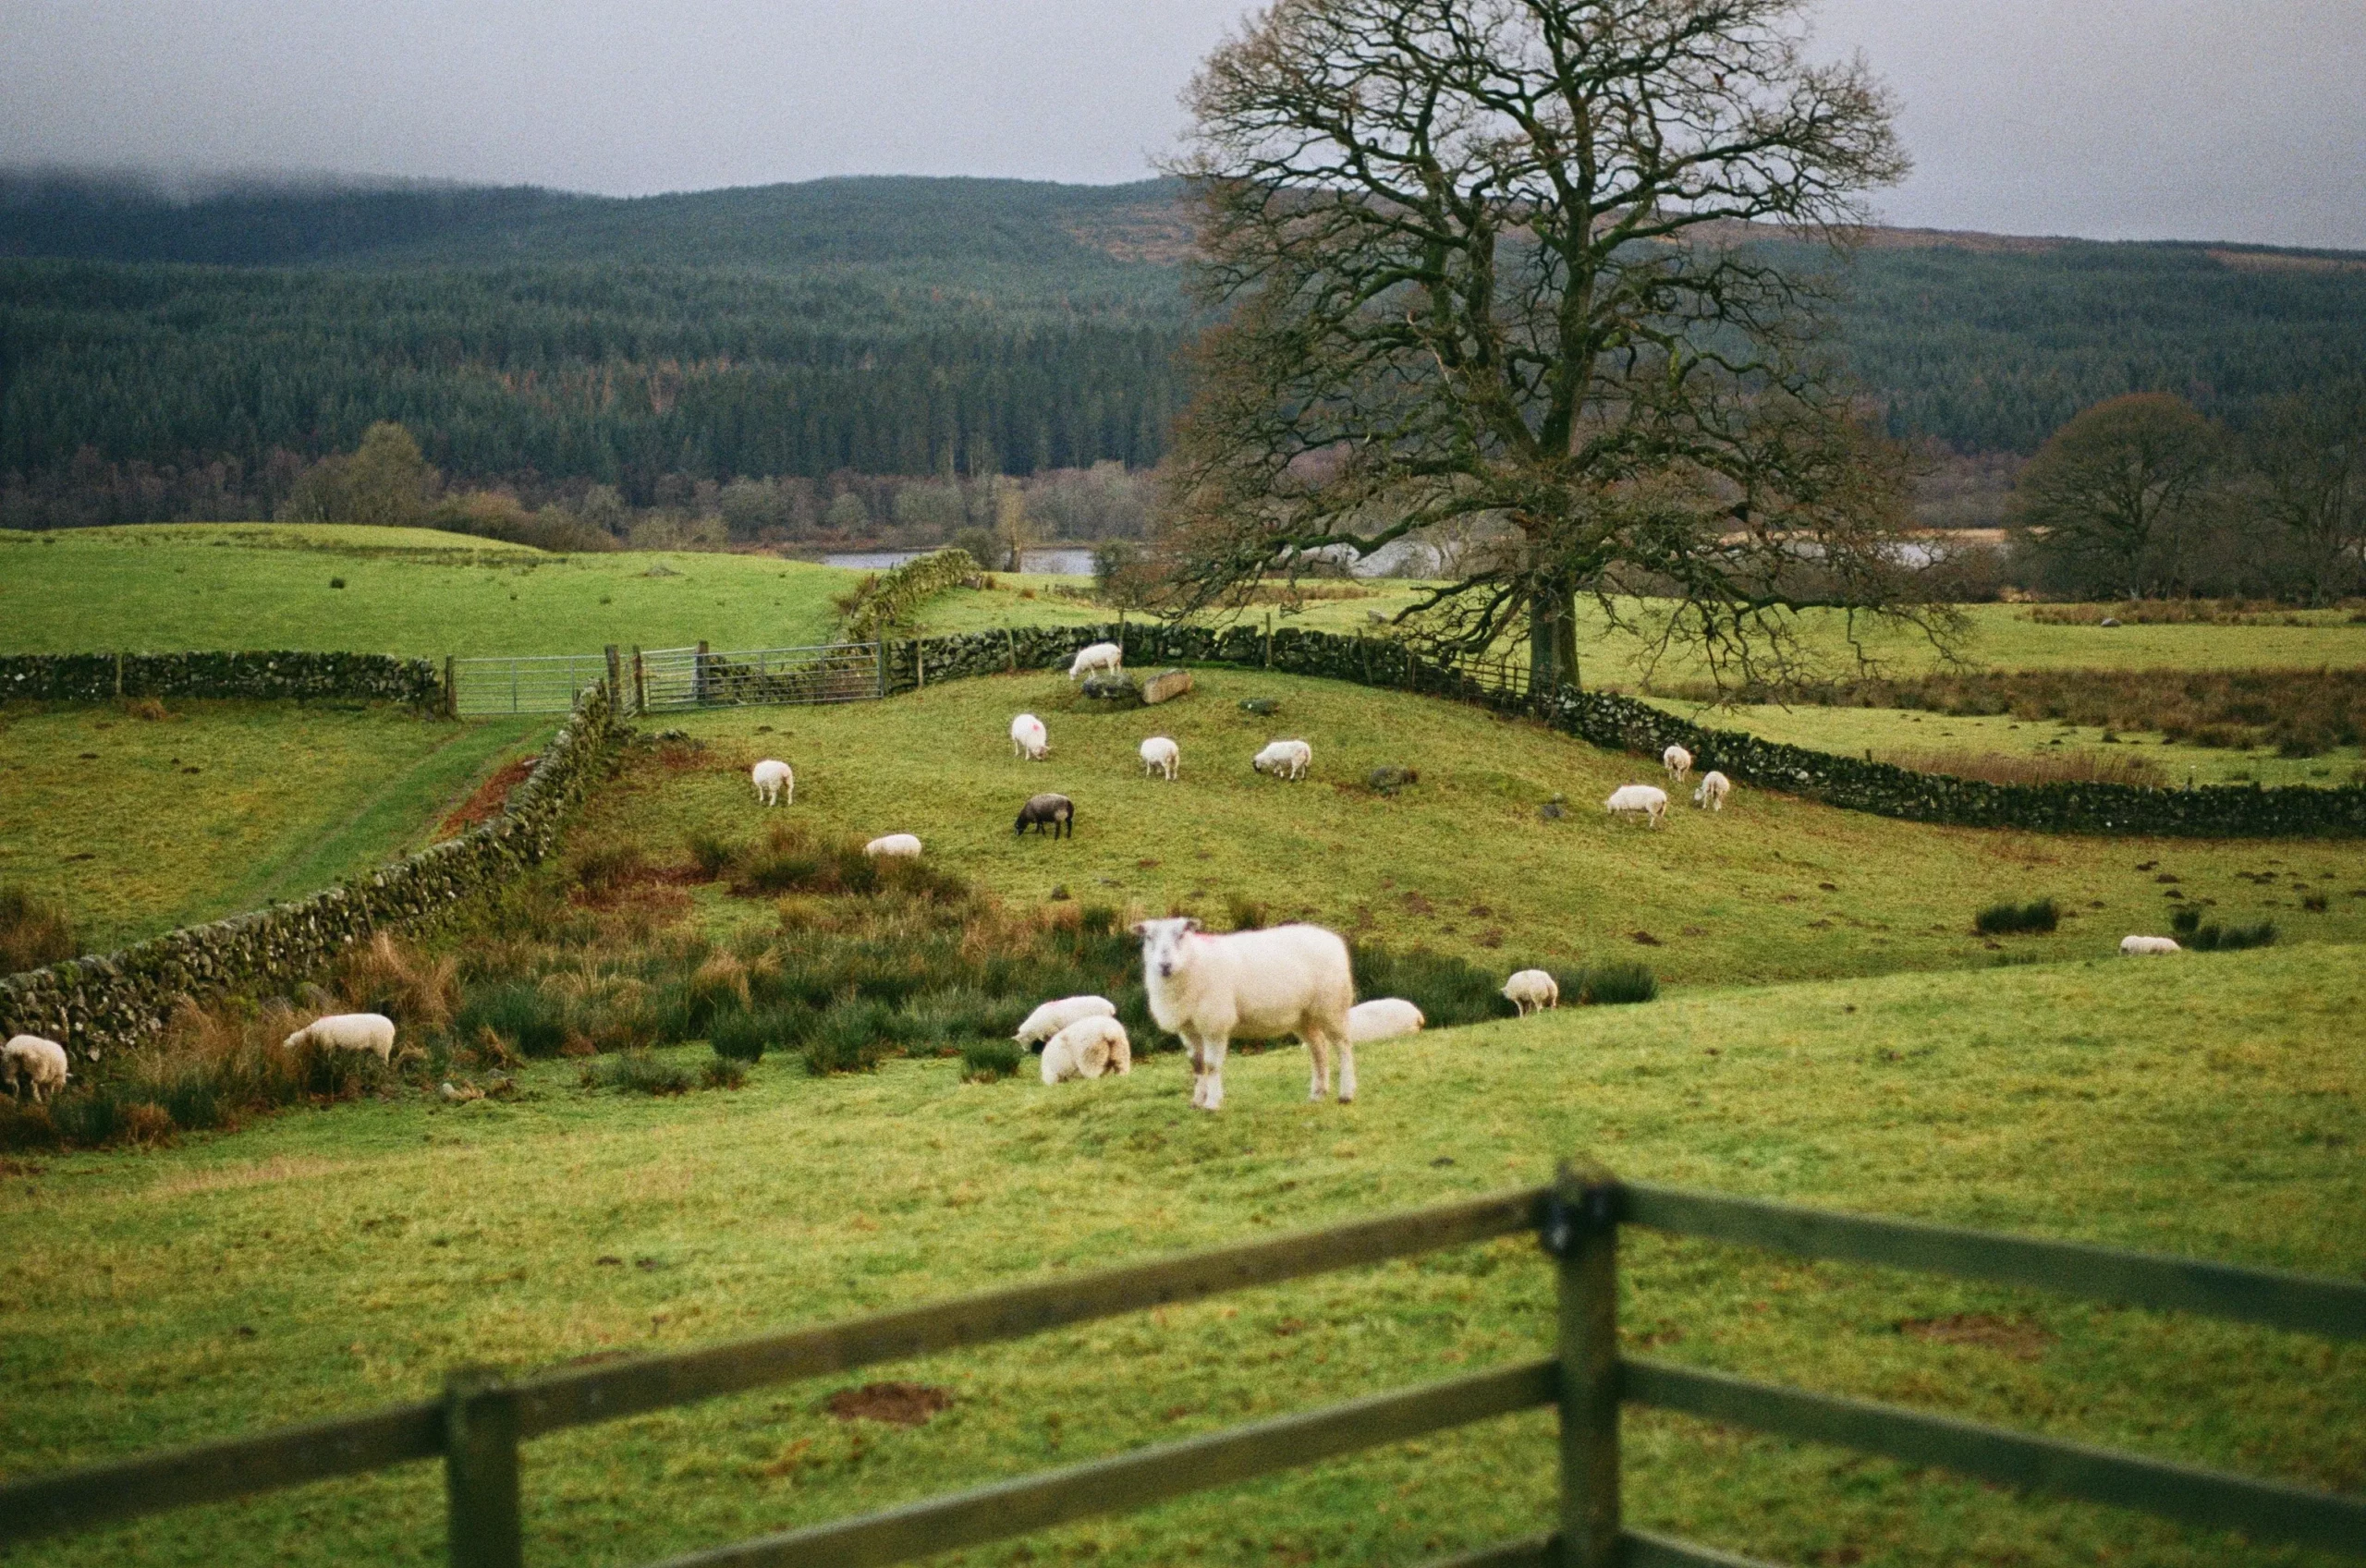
[1239,697,1280,715]
[1080,672,1141,706]
[1140,668,1194,706]
[1368,765,1420,795]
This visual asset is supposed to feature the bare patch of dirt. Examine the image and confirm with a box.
[825,1381,955,1427]
[439,756,536,835]
[1898,1313,2055,1360]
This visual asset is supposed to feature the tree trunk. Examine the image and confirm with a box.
[1529,585,1579,700]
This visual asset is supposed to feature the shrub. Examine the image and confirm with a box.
[701,1057,749,1090]
[1348,945,1507,1027]
[1578,963,1658,1005]
[581,1051,691,1095]
[686,829,738,880]
[455,980,571,1058]
[333,932,457,1036]
[2171,906,2278,951]
[1974,898,2060,935]
[709,1006,790,1062]
[0,884,79,973]
[572,843,649,894]
[802,997,893,1076]
[960,1039,1023,1082]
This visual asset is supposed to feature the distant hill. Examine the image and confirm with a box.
[3,170,2363,509]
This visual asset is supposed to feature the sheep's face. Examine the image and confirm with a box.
[1132,917,1201,981]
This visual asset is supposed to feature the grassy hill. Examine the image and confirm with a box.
[3,943,2355,1568]
[585,670,2366,983]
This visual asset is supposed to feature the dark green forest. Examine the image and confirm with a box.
[4,173,2363,526]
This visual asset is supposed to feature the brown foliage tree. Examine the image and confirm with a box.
[2011,394,2221,601]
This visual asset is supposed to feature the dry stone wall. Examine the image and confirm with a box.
[894,621,2366,839]
[0,650,443,706]
[0,683,620,1061]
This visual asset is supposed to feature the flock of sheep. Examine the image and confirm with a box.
[1604,745,1733,829]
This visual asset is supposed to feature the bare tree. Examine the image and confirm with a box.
[1158,0,1945,692]
[2011,394,2220,602]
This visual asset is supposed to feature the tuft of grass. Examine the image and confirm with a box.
[580,1051,691,1096]
[801,996,894,1076]
[0,883,79,973]
[1576,962,1658,1005]
[2170,907,2280,951]
[959,1039,1023,1082]
[1974,898,2060,935]
[709,1007,788,1063]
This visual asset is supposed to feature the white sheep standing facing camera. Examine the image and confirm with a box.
[1135,917,1355,1112]
[751,759,793,807]
[1693,771,1731,811]
[1663,744,1694,784]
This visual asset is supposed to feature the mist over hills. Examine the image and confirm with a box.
[3,168,2362,512]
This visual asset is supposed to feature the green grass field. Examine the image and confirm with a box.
[0,526,855,658]
[585,670,2366,984]
[0,701,546,950]
[3,945,2357,1568]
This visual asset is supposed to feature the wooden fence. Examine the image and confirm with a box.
[4,1173,2360,1566]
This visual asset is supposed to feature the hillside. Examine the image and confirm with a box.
[4,173,2365,509]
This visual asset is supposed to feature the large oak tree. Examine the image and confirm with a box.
[1159,0,1948,690]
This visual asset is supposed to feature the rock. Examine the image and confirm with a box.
[2099,616,2119,627]
[1368,765,1420,795]
[642,563,682,577]
[1140,668,1194,705]
[1539,800,1566,820]
[1080,672,1141,705]
[1239,697,1279,715]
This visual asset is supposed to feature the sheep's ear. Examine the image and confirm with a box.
[1128,920,1153,937]
[1180,917,1202,933]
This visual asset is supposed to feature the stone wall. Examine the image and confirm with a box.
[895,621,2366,839]
[0,683,620,1060]
[0,650,444,706]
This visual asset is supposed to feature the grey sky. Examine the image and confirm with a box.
[3,0,2360,249]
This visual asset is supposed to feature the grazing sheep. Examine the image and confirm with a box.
[1501,969,1559,1016]
[1015,793,1076,838]
[2,1034,69,1103]
[1692,771,1731,811]
[1252,739,1312,782]
[1010,712,1050,760]
[1663,744,1694,784]
[1604,784,1669,829]
[1068,641,1124,682]
[1014,994,1117,1050]
[1348,998,1425,1043]
[1041,1015,1133,1083]
[2119,935,2182,955]
[864,833,923,858]
[1140,736,1180,780]
[1134,917,1355,1111]
[282,1013,396,1064]
[751,759,794,808]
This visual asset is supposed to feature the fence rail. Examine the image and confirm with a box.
[636,642,881,712]
[4,1174,2359,1566]
[449,653,612,717]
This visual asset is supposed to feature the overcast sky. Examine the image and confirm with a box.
[4,0,2360,249]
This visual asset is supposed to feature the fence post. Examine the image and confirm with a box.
[631,648,646,715]
[115,650,125,699]
[876,639,889,699]
[443,656,457,719]
[1544,1162,1622,1568]
[694,640,711,706]
[604,646,620,701]
[445,1367,522,1568]
[1263,612,1273,669]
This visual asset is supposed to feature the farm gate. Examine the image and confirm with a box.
[448,642,883,717]
[3,1170,2359,1567]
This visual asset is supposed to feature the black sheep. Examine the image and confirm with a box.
[1015,793,1075,838]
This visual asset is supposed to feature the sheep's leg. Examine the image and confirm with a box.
[1201,1036,1227,1112]
[1304,1032,1330,1101]
[1335,1036,1357,1103]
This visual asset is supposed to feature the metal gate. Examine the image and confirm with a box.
[635,642,881,712]
[449,653,612,717]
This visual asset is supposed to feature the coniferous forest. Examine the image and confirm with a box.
[4,172,2364,528]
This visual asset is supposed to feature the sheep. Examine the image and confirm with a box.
[2,1034,69,1103]
[1014,994,1117,1051]
[1252,739,1312,782]
[1134,916,1355,1111]
[1663,744,1694,784]
[751,759,794,808]
[1068,641,1124,683]
[1140,735,1179,781]
[1604,784,1669,829]
[1692,771,1731,811]
[2120,935,2182,955]
[1501,969,1559,1016]
[864,833,923,858]
[1347,998,1425,1043]
[1015,793,1075,838]
[1040,1015,1133,1084]
[1010,712,1050,760]
[282,1013,396,1064]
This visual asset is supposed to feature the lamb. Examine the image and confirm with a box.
[1604,784,1669,829]
[1040,1015,1133,1084]
[1693,771,1731,811]
[1010,712,1050,760]
[751,759,794,808]
[1134,916,1355,1111]
[865,833,923,858]
[1252,739,1312,782]
[1014,994,1118,1050]
[1663,744,1694,784]
[1015,793,1075,838]
[282,1013,396,1064]
[1140,735,1179,780]
[1347,998,1424,1043]
[1068,641,1124,683]
[2,1034,69,1103]
[2119,935,2182,956]
[1501,969,1559,1016]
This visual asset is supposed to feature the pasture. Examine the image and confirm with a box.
[0,526,853,658]
[583,669,2366,983]
[1,945,2357,1568]
[0,701,544,951]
